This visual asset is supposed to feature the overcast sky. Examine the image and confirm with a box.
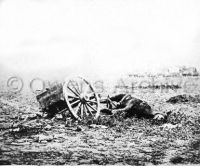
[0,0,200,77]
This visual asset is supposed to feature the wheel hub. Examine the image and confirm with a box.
[80,93,88,104]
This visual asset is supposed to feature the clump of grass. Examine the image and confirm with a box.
[168,113,200,164]
[170,139,200,164]
[168,111,189,125]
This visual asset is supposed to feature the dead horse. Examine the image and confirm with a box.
[101,94,171,122]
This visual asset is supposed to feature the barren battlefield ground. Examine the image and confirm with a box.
[0,75,200,165]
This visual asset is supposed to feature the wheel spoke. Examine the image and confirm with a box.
[67,86,79,97]
[80,104,84,118]
[73,85,81,95]
[68,81,80,95]
[75,82,82,94]
[86,100,97,105]
[86,103,97,113]
[78,82,84,93]
[75,103,81,114]
[69,98,78,105]
[83,104,89,116]
[108,97,117,108]
[68,95,80,100]
[84,104,93,116]
[71,99,80,107]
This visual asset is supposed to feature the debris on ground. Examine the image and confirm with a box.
[89,124,108,129]
[160,123,182,130]
[167,94,200,104]
[33,134,54,143]
[44,124,52,130]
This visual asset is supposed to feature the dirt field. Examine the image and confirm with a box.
[0,76,200,165]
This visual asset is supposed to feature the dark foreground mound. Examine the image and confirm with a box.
[167,94,200,104]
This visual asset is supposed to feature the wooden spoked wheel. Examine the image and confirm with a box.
[63,77,100,121]
[106,95,118,109]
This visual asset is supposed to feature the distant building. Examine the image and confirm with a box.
[179,66,199,76]
[158,67,180,77]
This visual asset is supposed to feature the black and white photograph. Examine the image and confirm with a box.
[0,0,200,165]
